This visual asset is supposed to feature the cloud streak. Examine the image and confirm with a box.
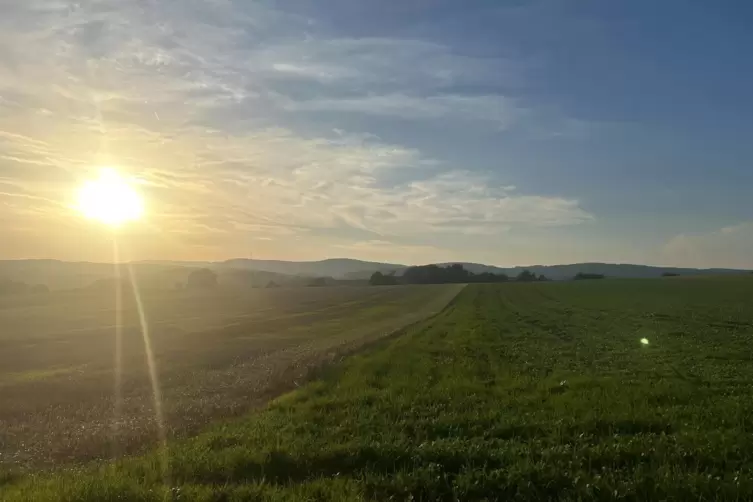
[285,94,524,127]
[0,0,593,262]
[663,223,753,269]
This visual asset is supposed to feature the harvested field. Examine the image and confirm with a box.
[0,283,463,469]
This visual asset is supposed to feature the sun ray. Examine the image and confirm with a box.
[111,238,124,459]
[126,263,170,486]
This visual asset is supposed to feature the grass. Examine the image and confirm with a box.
[5,276,753,500]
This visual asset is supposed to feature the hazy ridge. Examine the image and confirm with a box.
[0,258,749,290]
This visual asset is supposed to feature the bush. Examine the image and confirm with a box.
[369,271,399,286]
[573,273,605,280]
[187,268,218,290]
[515,270,537,282]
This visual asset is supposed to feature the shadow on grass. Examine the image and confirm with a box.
[172,444,507,486]
[0,470,20,488]
[571,419,674,437]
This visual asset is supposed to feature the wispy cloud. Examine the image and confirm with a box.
[285,94,524,127]
[331,239,450,265]
[662,223,753,269]
[0,0,593,261]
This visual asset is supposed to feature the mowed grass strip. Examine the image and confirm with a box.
[6,278,753,501]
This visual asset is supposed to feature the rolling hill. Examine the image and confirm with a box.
[220,258,401,279]
[0,259,748,290]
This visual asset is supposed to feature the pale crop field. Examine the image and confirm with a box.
[0,283,463,469]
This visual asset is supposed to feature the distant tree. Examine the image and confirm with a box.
[265,280,280,289]
[308,277,328,287]
[537,274,550,282]
[471,272,509,283]
[662,272,680,277]
[516,270,537,282]
[573,272,605,280]
[446,263,472,283]
[0,278,28,296]
[186,268,218,290]
[369,271,399,286]
[395,264,507,285]
[30,284,50,295]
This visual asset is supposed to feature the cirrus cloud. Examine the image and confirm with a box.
[0,0,593,262]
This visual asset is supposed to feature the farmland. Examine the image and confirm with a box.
[0,282,463,469]
[6,275,753,501]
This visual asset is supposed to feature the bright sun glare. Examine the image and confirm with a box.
[77,169,144,226]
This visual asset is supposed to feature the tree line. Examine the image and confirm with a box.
[370,264,548,286]
[573,272,606,280]
[0,278,49,296]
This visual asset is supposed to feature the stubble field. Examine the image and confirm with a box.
[0,282,463,470]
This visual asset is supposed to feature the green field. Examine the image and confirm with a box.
[5,276,753,501]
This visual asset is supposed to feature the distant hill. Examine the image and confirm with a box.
[0,259,749,290]
[435,262,750,281]
[220,258,402,279]
[0,260,295,291]
[0,260,126,290]
[219,259,750,280]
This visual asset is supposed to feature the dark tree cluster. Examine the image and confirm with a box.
[369,271,400,286]
[370,264,548,286]
[0,278,29,295]
[0,278,50,296]
[515,270,549,282]
[573,272,606,280]
[662,272,680,277]
[187,268,218,290]
[402,264,481,284]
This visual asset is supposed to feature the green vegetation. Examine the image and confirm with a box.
[186,268,219,290]
[370,263,547,286]
[574,272,606,280]
[5,276,753,500]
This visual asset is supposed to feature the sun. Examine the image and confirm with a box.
[77,169,144,226]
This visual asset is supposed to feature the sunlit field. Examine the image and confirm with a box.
[0,283,462,469]
[5,276,753,501]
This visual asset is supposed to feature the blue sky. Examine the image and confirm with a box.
[0,0,752,267]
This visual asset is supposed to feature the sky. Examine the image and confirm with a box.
[1,0,752,268]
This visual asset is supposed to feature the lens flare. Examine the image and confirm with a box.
[111,240,124,459]
[126,264,170,485]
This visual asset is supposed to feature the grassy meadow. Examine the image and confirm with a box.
[5,276,753,500]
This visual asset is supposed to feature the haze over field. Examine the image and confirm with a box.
[2,2,753,268]
[0,259,749,292]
